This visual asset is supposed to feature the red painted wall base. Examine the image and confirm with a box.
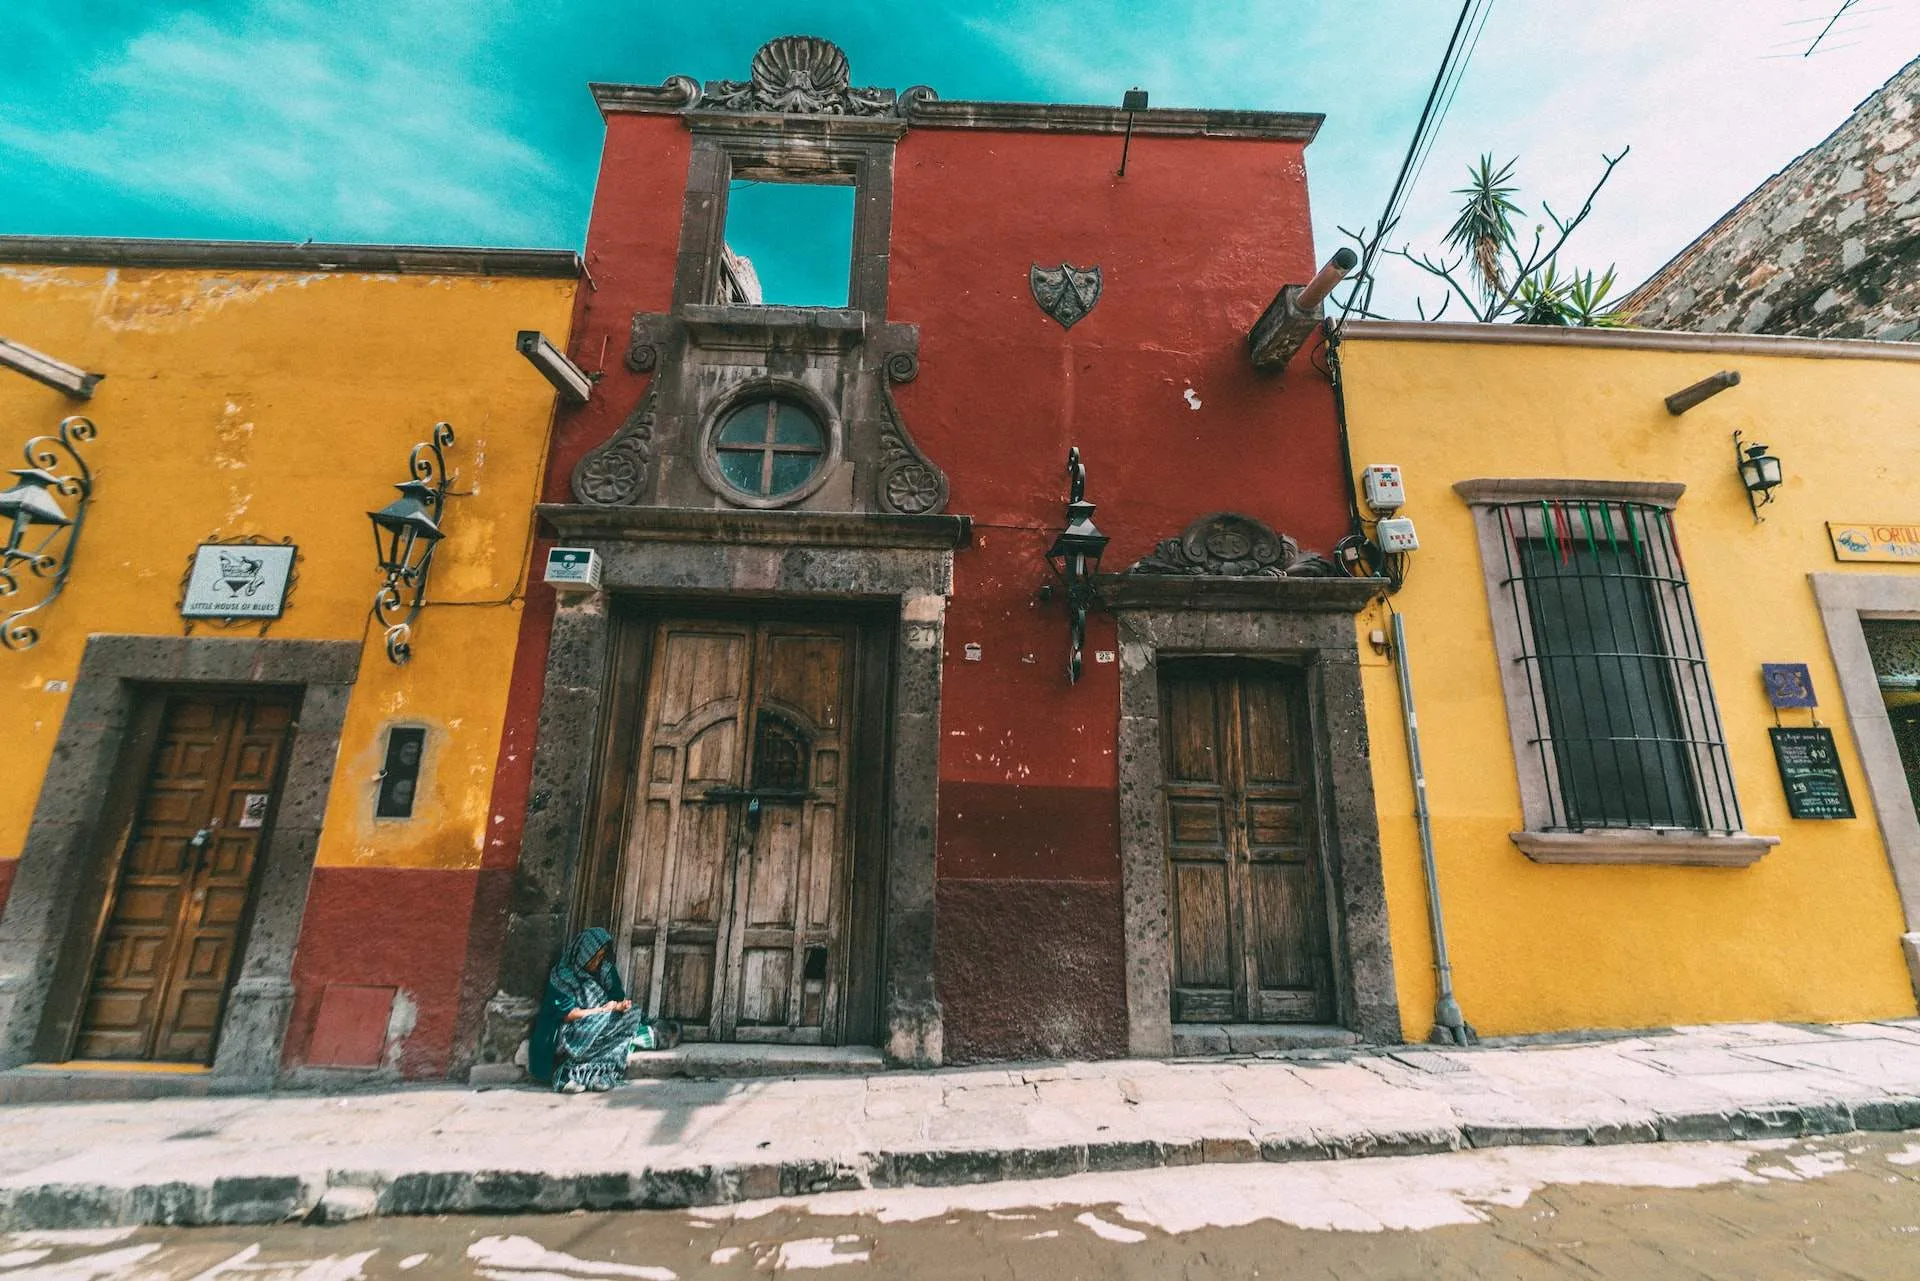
[282,866,480,1078]
[0,858,14,926]
[936,878,1128,1063]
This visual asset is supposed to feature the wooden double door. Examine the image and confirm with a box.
[73,691,295,1063]
[1161,661,1336,1025]
[611,618,865,1043]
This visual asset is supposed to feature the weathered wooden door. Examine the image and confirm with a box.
[74,692,295,1062]
[1161,662,1335,1024]
[614,619,857,1043]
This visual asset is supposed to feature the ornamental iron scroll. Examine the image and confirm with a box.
[1127,512,1339,578]
[1029,264,1103,329]
[874,350,949,515]
[704,36,895,116]
[368,422,456,665]
[0,415,96,651]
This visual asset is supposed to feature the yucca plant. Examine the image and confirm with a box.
[1443,156,1522,304]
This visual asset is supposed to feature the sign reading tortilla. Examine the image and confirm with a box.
[1828,522,1920,563]
[181,543,297,619]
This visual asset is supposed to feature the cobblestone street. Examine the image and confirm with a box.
[6,1129,1920,1278]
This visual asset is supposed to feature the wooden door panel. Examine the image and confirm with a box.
[1160,664,1335,1028]
[76,692,292,1063]
[617,617,859,1045]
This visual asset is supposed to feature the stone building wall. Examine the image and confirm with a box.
[1625,56,1920,340]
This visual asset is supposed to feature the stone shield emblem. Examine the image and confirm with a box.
[1029,263,1103,329]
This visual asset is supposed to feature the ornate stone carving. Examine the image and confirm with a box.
[571,382,656,506]
[874,349,948,515]
[625,314,659,374]
[1030,263,1102,329]
[705,36,895,116]
[1128,513,1338,578]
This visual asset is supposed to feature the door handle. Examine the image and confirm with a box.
[187,827,212,877]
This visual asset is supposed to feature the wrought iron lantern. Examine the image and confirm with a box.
[0,415,96,651]
[1045,447,1110,683]
[368,422,455,665]
[1734,431,1783,521]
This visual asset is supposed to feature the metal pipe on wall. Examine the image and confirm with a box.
[1391,610,1476,1046]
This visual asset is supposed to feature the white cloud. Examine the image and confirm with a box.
[0,0,567,244]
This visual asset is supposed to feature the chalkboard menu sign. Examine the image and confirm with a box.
[1769,727,1855,820]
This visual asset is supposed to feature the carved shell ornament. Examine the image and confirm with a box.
[1128,513,1338,578]
[706,36,895,116]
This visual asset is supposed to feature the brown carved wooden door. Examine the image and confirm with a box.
[614,619,857,1043]
[74,692,296,1063]
[1161,662,1334,1024]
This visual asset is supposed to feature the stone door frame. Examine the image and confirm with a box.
[0,634,359,1085]
[1812,571,1920,997]
[1109,576,1401,1054]
[491,506,964,1068]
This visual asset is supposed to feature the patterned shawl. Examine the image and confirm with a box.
[548,926,625,1010]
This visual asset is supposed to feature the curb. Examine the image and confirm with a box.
[4,1095,1918,1230]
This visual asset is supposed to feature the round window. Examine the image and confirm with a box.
[712,397,827,500]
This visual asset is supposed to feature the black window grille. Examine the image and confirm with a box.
[1495,500,1740,833]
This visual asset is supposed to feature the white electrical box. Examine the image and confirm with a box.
[1376,517,1420,554]
[544,546,602,594]
[1362,464,1406,513]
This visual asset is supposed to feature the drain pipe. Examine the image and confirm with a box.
[1389,610,1475,1047]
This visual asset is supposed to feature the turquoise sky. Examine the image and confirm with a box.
[6,1,1918,314]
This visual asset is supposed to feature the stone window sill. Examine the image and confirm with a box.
[1511,829,1781,867]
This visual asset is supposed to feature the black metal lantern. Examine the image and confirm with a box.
[368,422,455,664]
[1734,431,1783,521]
[0,416,95,651]
[1045,447,1110,683]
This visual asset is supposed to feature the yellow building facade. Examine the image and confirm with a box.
[1339,323,1920,1040]
[0,240,576,1088]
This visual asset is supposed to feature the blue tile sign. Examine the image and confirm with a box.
[1761,662,1817,709]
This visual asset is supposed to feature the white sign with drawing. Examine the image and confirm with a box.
[181,543,297,619]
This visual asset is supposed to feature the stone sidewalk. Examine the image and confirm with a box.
[8,1020,1920,1229]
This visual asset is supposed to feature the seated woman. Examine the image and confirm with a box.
[529,927,656,1093]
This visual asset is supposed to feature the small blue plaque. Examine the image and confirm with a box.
[1761,662,1817,710]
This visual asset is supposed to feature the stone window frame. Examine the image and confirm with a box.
[1456,478,1779,867]
[694,378,843,511]
[673,113,904,315]
[1811,572,1920,997]
[1109,578,1402,1054]
[0,634,359,1086]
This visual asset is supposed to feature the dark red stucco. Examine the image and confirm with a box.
[483,105,1341,1067]
[0,858,14,926]
[283,866,479,1078]
[889,127,1339,1061]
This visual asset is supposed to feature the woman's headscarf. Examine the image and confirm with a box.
[548,926,622,1009]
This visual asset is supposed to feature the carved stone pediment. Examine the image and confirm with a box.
[1128,512,1338,578]
[703,37,897,117]
[570,309,948,517]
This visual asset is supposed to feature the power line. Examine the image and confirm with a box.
[1338,0,1496,321]
[1807,0,1861,55]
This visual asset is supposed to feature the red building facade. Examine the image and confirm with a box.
[464,37,1398,1073]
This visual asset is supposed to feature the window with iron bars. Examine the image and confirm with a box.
[1492,499,1741,834]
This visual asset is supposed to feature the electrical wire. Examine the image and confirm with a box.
[1337,0,1496,323]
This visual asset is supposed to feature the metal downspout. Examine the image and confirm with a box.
[1390,610,1475,1046]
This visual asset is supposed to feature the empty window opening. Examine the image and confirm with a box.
[721,180,856,308]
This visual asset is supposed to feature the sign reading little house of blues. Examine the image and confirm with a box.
[181,542,297,619]
[1828,522,1920,563]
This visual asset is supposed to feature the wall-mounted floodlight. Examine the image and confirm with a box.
[0,337,103,401]
[1665,369,1740,415]
[1116,87,1149,177]
[515,330,592,405]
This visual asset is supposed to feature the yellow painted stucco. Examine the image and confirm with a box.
[1339,329,1920,1039]
[0,261,575,874]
